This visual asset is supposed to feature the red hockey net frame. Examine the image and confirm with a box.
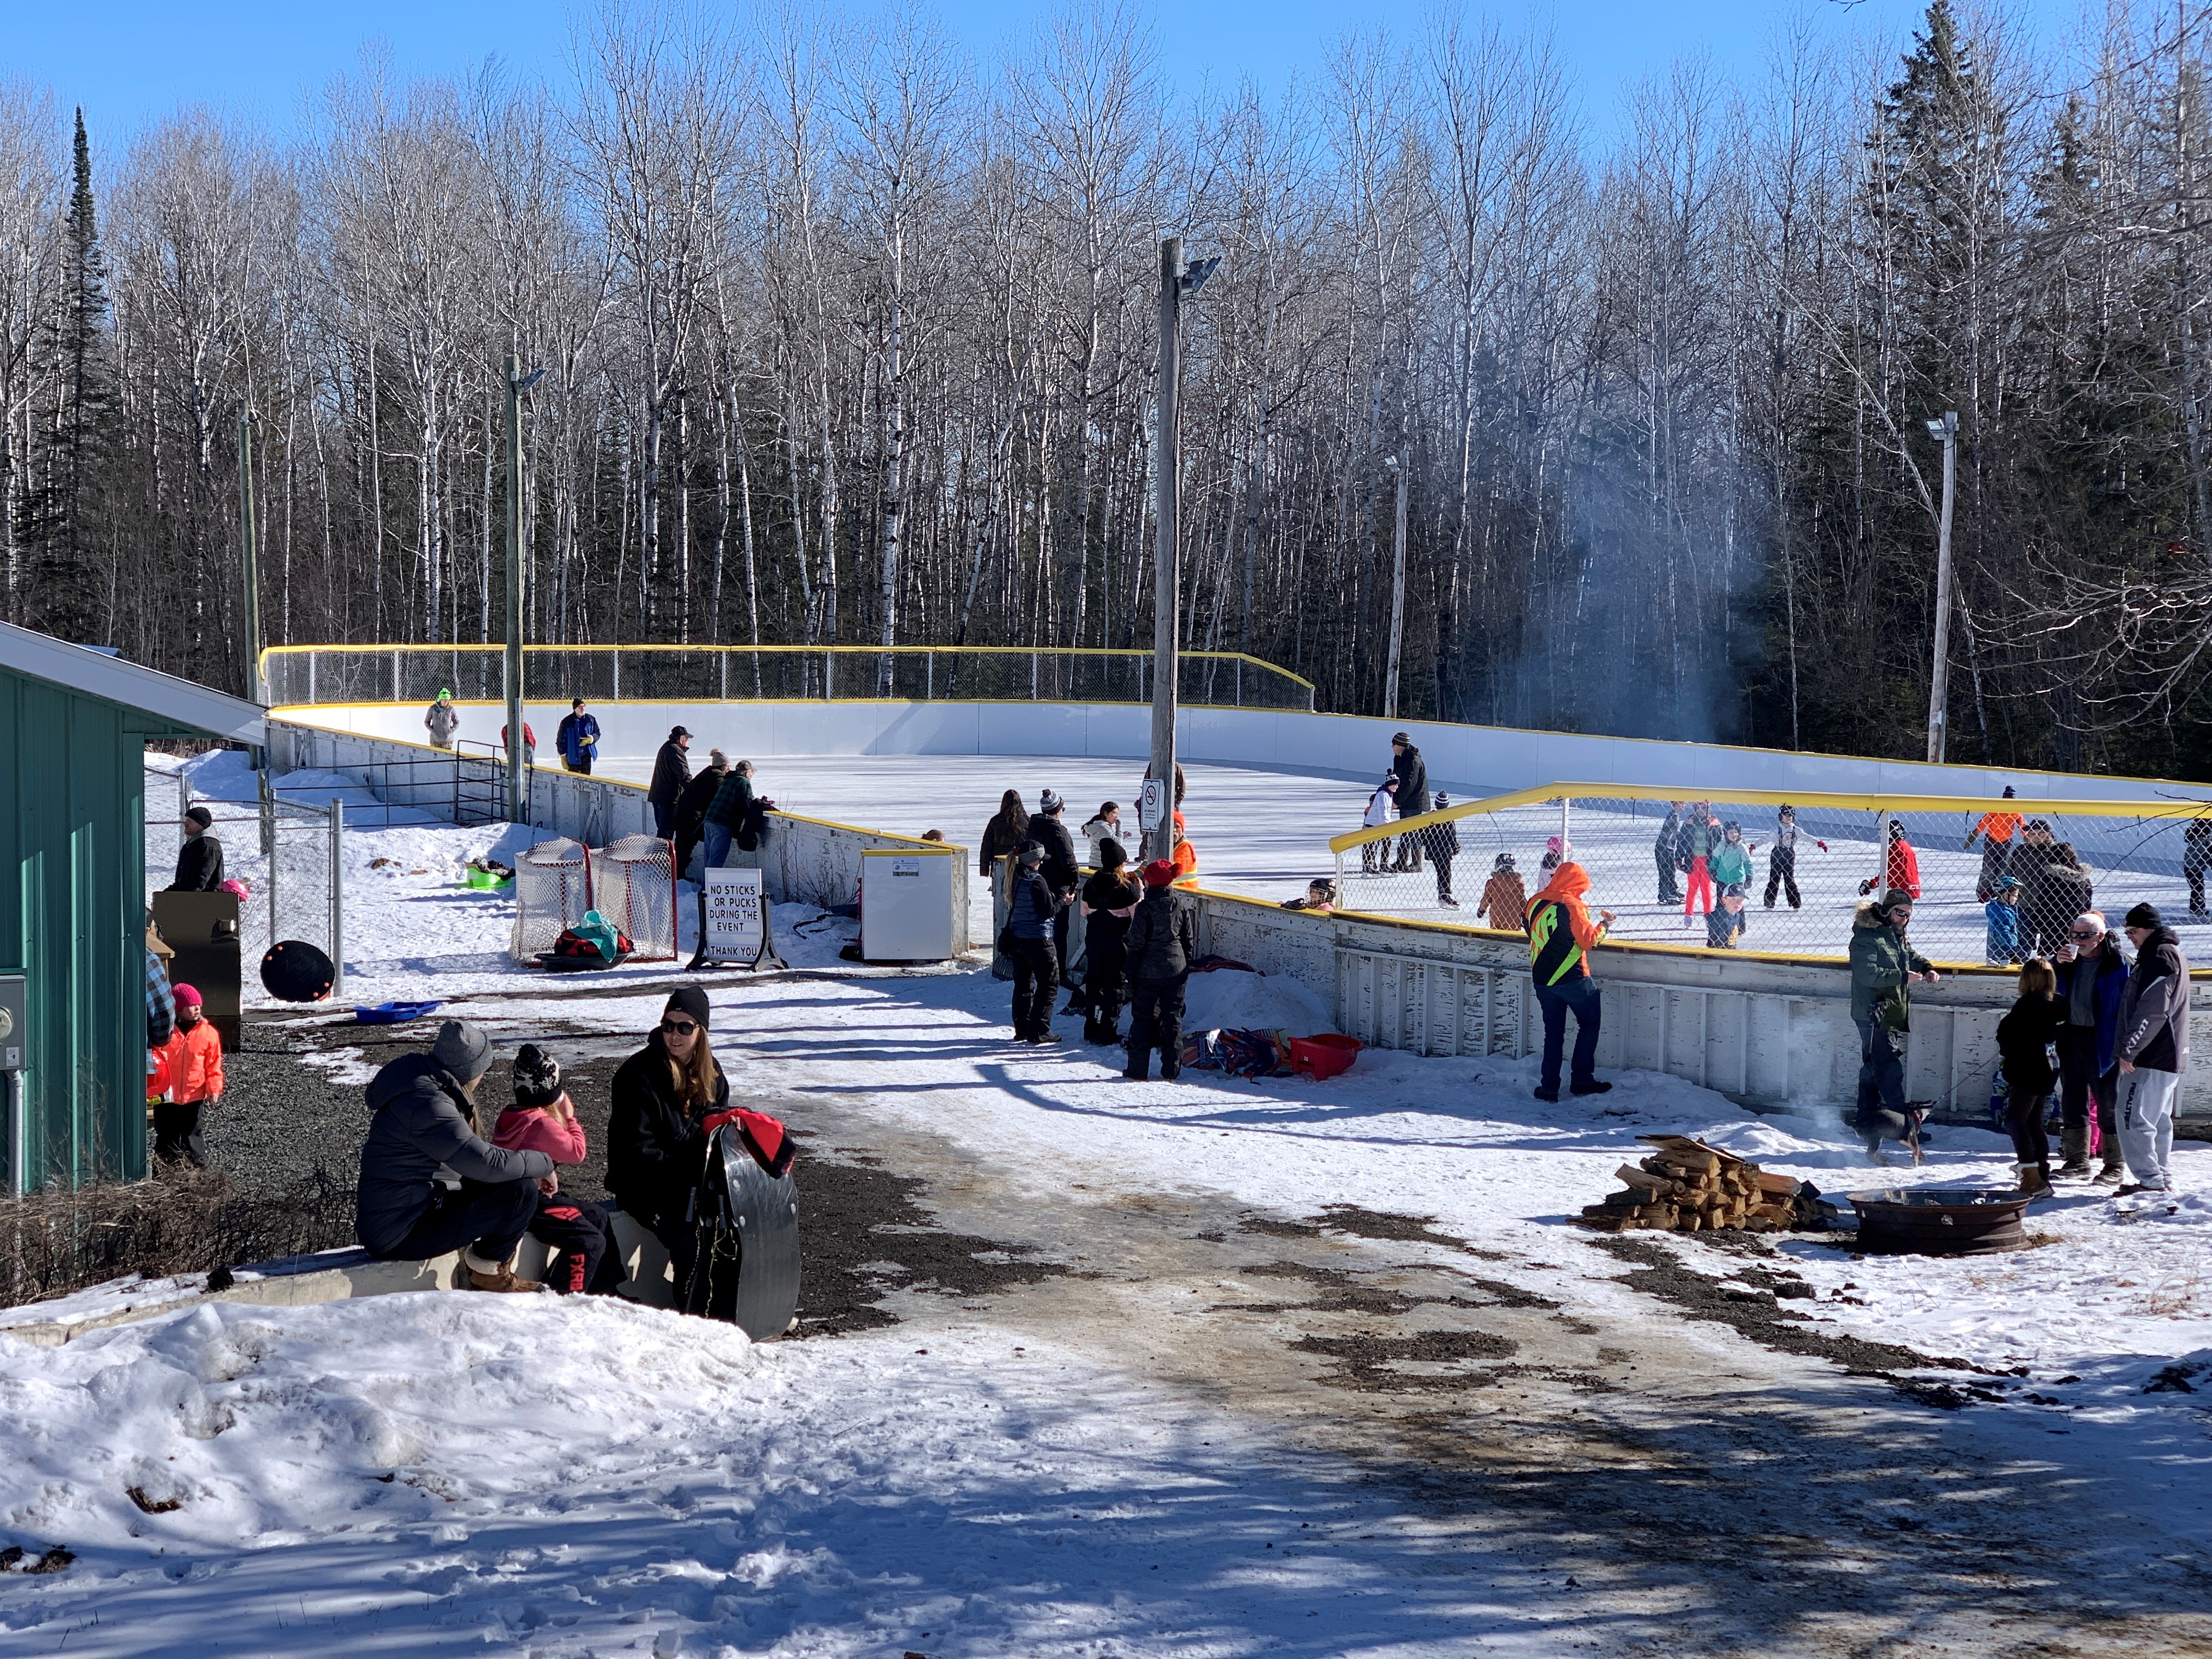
[512,837,592,961]
[589,834,681,962]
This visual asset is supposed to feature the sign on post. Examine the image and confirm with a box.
[690,866,777,970]
[1139,777,1166,833]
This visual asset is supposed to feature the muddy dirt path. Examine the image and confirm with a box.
[776,1086,2212,1659]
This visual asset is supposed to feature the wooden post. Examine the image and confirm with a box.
[1151,236,1182,866]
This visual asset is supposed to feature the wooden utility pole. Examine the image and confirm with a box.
[1384,455,1408,720]
[1149,236,1182,866]
[239,408,263,701]
[505,355,527,823]
[1926,410,1958,764]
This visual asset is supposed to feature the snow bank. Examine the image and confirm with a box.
[0,1295,1490,1658]
[1181,965,1333,1037]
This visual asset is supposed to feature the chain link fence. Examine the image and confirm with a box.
[146,771,345,993]
[261,644,1317,712]
[1332,787,2212,966]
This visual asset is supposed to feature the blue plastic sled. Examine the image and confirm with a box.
[355,1000,444,1024]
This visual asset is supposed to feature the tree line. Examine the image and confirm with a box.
[7,0,2212,776]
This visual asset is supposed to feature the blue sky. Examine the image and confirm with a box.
[7,0,2081,149]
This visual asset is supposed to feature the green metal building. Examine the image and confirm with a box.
[1,622,266,1192]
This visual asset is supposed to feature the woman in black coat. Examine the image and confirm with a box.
[607,986,729,1299]
[1077,839,1141,1045]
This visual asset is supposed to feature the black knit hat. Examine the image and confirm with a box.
[664,985,711,1030]
[1098,837,1127,870]
[2125,901,2164,930]
[184,805,213,830]
[511,1043,563,1109]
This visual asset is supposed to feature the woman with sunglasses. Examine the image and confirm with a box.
[608,986,729,1301]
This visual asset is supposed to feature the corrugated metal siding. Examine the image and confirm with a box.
[2,668,154,1188]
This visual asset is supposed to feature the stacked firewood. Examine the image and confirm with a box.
[1579,1135,1839,1234]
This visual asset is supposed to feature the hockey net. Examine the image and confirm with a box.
[512,838,592,961]
[590,835,680,961]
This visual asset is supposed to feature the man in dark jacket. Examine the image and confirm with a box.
[1006,844,1065,1043]
[1847,891,1939,1159]
[1424,793,1462,906]
[1027,788,1081,976]
[1122,860,1198,1081]
[1654,802,1686,904]
[648,726,692,838]
[1389,733,1430,872]
[702,760,757,869]
[2053,910,2130,1181]
[356,1019,553,1291]
[2113,903,2189,1193]
[2186,819,2212,918]
[555,698,600,774]
[672,749,728,873]
[166,805,225,892]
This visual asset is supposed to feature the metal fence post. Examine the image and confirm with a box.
[329,799,345,997]
[612,652,621,702]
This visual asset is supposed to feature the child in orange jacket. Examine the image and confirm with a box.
[156,984,224,1167]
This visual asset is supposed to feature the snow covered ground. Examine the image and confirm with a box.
[56,738,2205,1652]
[7,957,2209,1654]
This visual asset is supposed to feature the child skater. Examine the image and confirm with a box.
[493,1045,625,1295]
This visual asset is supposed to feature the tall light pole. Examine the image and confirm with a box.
[1148,237,1217,865]
[238,408,264,702]
[505,355,548,823]
[1383,454,1408,720]
[1925,410,1959,764]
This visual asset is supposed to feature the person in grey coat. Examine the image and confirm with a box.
[2114,902,2191,1193]
[355,1019,554,1291]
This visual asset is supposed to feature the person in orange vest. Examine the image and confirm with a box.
[1525,861,1616,1103]
[1170,810,1199,885]
[156,984,224,1167]
[1963,786,2022,902]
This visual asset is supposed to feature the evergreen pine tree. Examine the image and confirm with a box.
[29,108,115,640]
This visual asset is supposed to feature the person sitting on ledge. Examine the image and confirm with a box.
[356,1019,554,1293]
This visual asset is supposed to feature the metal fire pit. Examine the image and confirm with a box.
[1845,1187,2033,1256]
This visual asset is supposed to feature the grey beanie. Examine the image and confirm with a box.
[431,1018,495,1082]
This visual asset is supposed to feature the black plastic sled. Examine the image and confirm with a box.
[682,1122,802,1340]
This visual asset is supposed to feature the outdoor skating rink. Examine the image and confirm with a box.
[597,750,2212,963]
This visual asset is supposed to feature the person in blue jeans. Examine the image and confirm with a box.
[701,759,757,871]
[1525,861,1616,1102]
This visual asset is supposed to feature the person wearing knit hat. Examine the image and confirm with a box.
[1005,842,1068,1042]
[153,983,224,1166]
[1025,790,1081,986]
[1123,856,1199,1081]
[356,1020,556,1292]
[425,687,459,749]
[2113,903,2190,1193]
[493,1045,626,1295]
[608,989,730,1295]
[165,804,225,893]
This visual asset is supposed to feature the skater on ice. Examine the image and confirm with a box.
[556,697,600,774]
[425,687,459,749]
[1477,853,1527,934]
